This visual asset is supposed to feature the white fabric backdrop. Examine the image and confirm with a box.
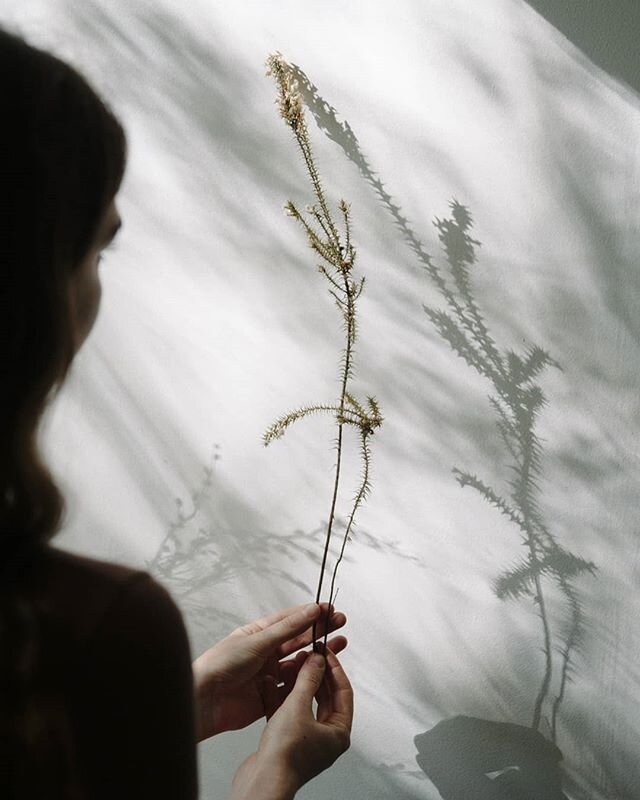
[4,1,640,797]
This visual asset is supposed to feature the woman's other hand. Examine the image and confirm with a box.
[192,603,347,741]
[229,646,353,800]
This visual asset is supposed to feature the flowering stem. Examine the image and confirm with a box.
[265,52,382,652]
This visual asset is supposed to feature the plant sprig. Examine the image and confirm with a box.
[264,52,382,650]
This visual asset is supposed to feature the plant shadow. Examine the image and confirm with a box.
[414,716,568,800]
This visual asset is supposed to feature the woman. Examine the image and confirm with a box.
[0,29,353,799]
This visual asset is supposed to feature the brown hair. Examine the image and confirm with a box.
[0,29,126,795]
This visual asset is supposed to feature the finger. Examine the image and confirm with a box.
[278,636,348,689]
[234,603,321,638]
[278,635,347,681]
[315,670,332,723]
[309,642,332,723]
[316,680,331,722]
[316,602,336,617]
[277,610,347,658]
[279,649,309,695]
[325,634,348,657]
[279,634,348,713]
[251,604,323,655]
[317,648,353,730]
[279,648,306,679]
[276,606,346,658]
[290,651,326,709]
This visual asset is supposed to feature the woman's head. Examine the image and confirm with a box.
[0,29,126,559]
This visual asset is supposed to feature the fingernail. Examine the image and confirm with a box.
[310,653,325,668]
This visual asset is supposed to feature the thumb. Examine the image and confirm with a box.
[291,652,326,707]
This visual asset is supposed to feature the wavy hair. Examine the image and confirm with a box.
[0,29,126,796]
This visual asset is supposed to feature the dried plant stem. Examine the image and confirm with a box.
[326,428,371,647]
[313,426,344,649]
[264,53,382,651]
[312,272,356,650]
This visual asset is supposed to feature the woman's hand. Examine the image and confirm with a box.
[192,603,347,741]
[229,646,353,800]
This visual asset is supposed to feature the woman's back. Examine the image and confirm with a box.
[7,545,198,798]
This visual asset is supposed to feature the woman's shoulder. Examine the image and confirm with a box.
[32,542,142,583]
[19,548,198,798]
[29,543,147,588]
[22,544,184,646]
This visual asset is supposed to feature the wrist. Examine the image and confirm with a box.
[230,755,299,800]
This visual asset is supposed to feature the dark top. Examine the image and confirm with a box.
[11,543,198,798]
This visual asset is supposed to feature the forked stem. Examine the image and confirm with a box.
[264,53,381,651]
